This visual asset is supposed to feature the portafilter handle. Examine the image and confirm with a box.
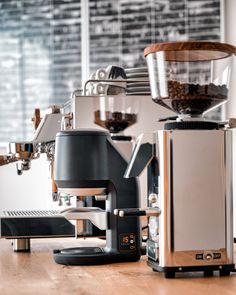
[0,155,18,166]
[8,142,39,175]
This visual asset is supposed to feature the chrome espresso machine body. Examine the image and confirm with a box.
[0,65,144,258]
[116,41,236,277]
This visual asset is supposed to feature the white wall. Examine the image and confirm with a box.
[0,155,54,210]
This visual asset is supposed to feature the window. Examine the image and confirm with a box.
[0,0,81,142]
[0,0,221,143]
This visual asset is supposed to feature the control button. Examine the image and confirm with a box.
[213,253,221,259]
[195,253,204,260]
[148,193,158,204]
[204,253,213,261]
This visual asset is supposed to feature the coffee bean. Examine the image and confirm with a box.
[94,110,137,133]
[161,81,228,114]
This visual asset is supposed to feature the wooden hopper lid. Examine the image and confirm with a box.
[144,41,236,61]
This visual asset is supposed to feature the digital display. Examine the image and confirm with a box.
[119,233,136,251]
[122,236,129,243]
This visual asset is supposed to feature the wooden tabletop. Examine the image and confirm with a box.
[1,238,236,295]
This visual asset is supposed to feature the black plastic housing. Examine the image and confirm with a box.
[53,129,141,265]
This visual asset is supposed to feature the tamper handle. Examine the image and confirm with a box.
[50,160,57,195]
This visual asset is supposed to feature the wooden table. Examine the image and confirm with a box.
[0,238,236,295]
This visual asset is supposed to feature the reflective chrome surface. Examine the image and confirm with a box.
[12,239,30,252]
[150,129,234,267]
[62,207,108,232]
[58,188,107,197]
[9,142,37,160]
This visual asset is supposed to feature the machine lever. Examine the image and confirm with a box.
[114,207,161,217]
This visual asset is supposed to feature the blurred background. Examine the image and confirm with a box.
[0,0,235,220]
[0,0,225,143]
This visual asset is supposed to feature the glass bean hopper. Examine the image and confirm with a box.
[91,66,140,134]
[144,41,236,118]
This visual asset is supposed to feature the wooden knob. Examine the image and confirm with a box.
[144,41,236,61]
[0,155,6,166]
[32,108,41,130]
[50,161,58,194]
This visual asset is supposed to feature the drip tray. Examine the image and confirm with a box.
[0,210,75,238]
[2,210,61,217]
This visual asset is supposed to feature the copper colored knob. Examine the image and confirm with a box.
[32,108,41,130]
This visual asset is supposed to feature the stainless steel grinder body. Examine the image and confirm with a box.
[147,128,234,275]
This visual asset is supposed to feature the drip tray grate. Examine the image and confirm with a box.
[0,210,75,238]
[2,210,61,218]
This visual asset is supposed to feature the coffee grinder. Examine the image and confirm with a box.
[115,41,236,277]
[53,66,141,265]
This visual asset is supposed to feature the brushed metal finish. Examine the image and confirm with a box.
[225,131,234,263]
[154,129,234,267]
[58,188,107,197]
[1,210,61,218]
[9,142,36,160]
[12,239,30,252]
[62,207,108,231]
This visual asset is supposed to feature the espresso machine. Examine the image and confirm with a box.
[0,106,75,251]
[115,41,236,277]
[0,65,143,256]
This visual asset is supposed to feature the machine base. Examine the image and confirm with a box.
[148,260,235,278]
[53,247,140,265]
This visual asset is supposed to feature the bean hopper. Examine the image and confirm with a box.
[92,65,140,160]
[115,42,236,277]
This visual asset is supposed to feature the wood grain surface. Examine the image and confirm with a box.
[0,238,236,295]
[32,108,41,130]
[0,155,6,166]
[144,41,236,61]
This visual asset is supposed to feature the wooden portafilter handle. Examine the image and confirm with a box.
[50,160,58,199]
[0,155,6,166]
[32,108,41,130]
